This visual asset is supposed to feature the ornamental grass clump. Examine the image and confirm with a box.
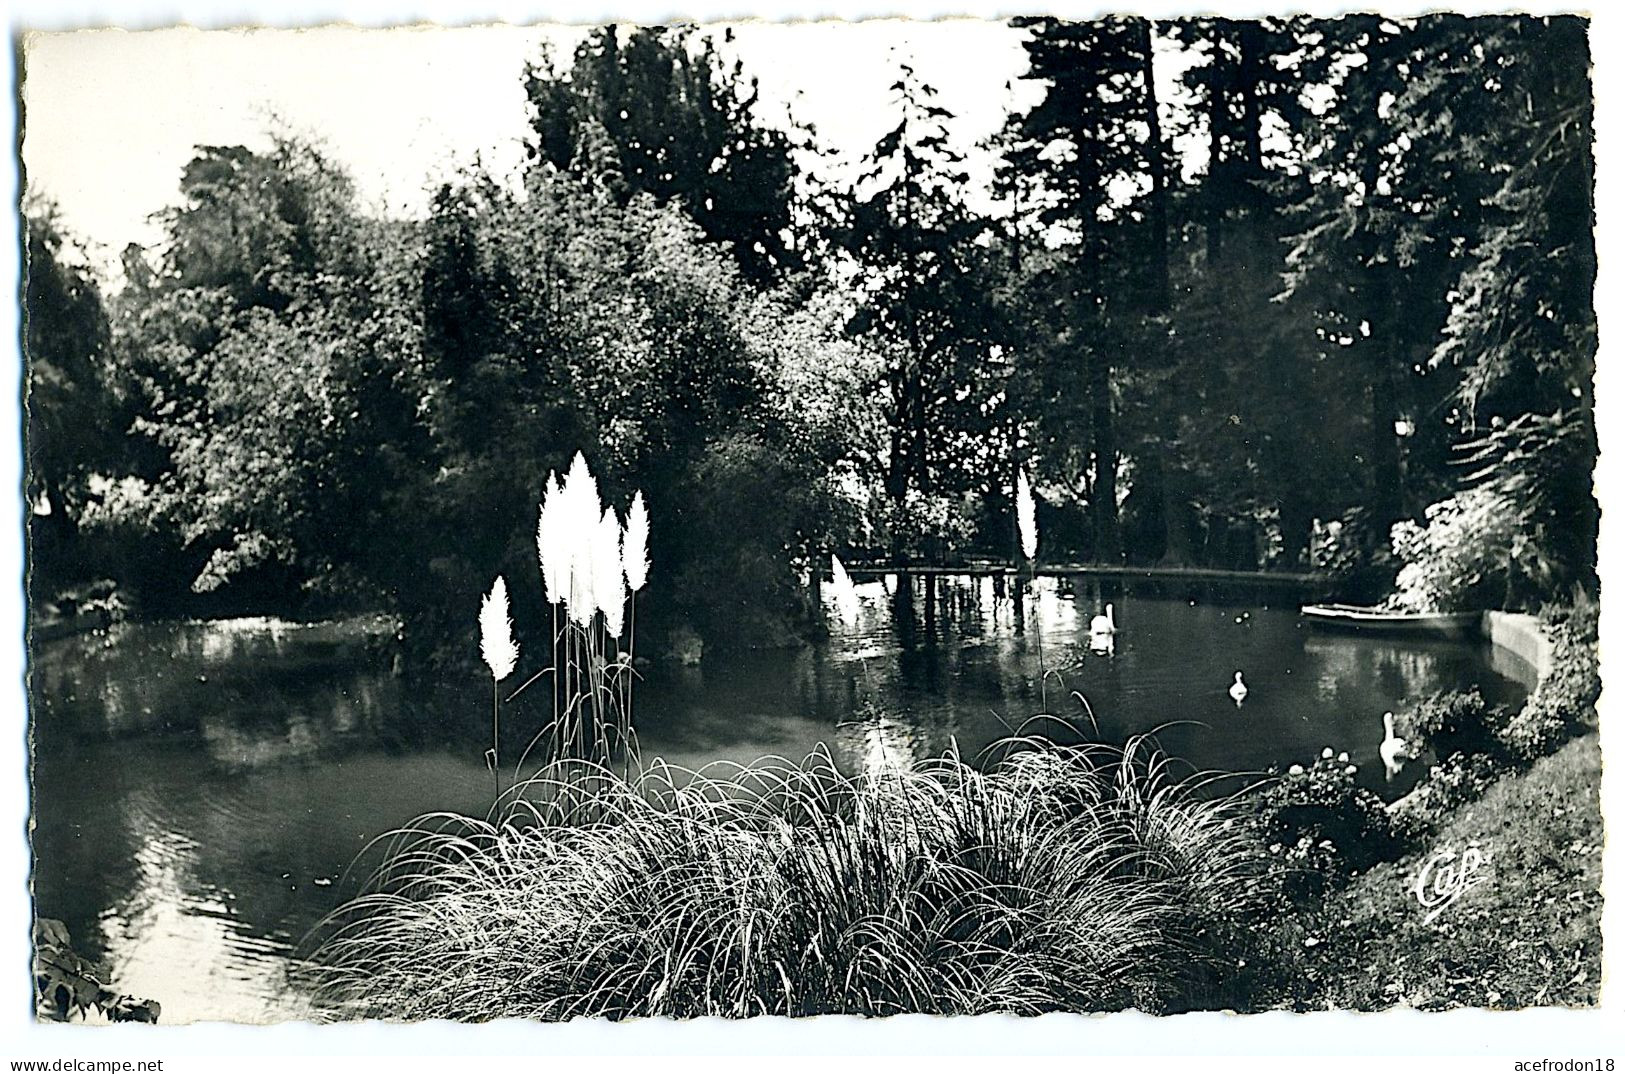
[498,452,649,781]
[306,734,1261,1020]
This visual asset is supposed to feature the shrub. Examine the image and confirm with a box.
[1426,751,1502,809]
[1389,487,1522,612]
[1254,752,1403,898]
[1496,698,1568,762]
[1391,411,1597,614]
[1306,507,1397,604]
[1390,601,1599,834]
[1397,687,1507,762]
[306,736,1264,1020]
[668,432,848,649]
[1387,750,1504,838]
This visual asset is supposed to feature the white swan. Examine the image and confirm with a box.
[1089,602,1117,636]
[1228,671,1248,706]
[1380,711,1409,778]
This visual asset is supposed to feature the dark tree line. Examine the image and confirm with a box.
[24,15,1597,663]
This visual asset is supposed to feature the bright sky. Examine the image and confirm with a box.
[19,20,1047,274]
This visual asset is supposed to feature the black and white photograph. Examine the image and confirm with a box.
[9,0,1616,1053]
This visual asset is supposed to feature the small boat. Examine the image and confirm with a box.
[1300,603,1481,638]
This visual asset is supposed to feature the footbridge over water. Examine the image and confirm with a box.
[838,562,1335,600]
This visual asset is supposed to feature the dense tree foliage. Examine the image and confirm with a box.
[840,64,1009,561]
[523,25,801,283]
[96,135,423,613]
[23,208,118,580]
[1384,16,1597,608]
[991,12,1594,596]
[24,16,1596,655]
[1000,16,1160,563]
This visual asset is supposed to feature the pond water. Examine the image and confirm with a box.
[29,577,1534,1023]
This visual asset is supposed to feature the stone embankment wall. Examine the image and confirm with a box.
[1481,611,1553,685]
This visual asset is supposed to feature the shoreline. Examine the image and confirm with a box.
[1482,611,1555,682]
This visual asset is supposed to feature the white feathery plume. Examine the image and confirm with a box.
[537,471,565,604]
[1016,470,1039,561]
[830,555,861,629]
[623,490,650,593]
[479,576,519,681]
[594,506,627,636]
[566,451,598,510]
[536,497,550,602]
[563,453,601,626]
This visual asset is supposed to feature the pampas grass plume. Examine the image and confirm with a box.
[563,453,601,626]
[479,576,519,681]
[830,555,861,629]
[538,454,648,631]
[537,471,565,605]
[1016,470,1038,561]
[624,491,650,593]
[594,507,627,636]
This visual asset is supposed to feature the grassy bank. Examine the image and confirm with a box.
[1239,600,1603,1011]
[1275,731,1602,1010]
[307,737,1270,1020]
